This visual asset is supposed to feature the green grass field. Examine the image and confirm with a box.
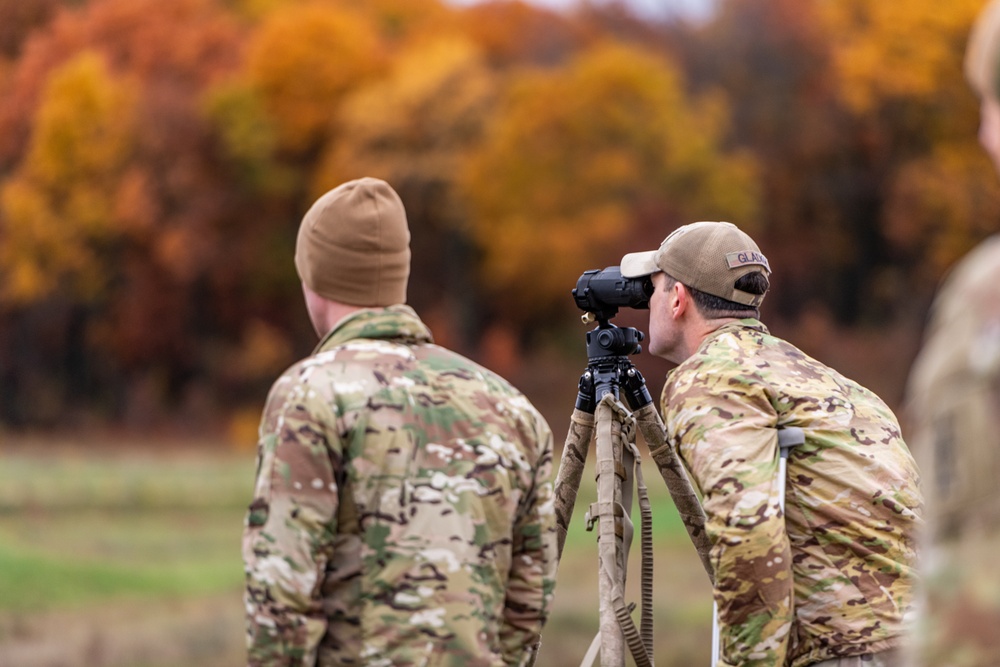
[0,450,251,611]
[0,445,714,666]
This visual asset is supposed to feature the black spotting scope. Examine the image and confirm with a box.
[572,266,653,323]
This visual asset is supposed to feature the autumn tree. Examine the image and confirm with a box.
[676,0,850,319]
[819,0,984,115]
[245,3,385,154]
[884,144,1000,286]
[462,41,759,327]
[457,0,587,68]
[0,0,268,426]
[674,0,997,325]
[818,0,1000,304]
[0,51,137,303]
[333,0,454,45]
[1,0,994,431]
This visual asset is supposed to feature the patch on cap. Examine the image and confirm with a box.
[725,250,770,272]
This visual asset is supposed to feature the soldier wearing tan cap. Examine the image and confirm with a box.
[621,221,923,667]
[905,2,1000,665]
[242,178,558,666]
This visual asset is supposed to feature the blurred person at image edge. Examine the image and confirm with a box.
[241,177,557,666]
[904,1,1000,665]
[619,221,922,667]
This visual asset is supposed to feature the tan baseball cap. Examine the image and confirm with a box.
[295,177,410,307]
[620,221,770,307]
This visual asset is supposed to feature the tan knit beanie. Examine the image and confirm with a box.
[295,177,410,307]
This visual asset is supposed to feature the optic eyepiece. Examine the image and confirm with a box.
[572,266,653,323]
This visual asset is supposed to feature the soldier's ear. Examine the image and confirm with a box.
[671,282,690,319]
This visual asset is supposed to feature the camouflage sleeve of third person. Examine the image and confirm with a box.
[663,372,794,667]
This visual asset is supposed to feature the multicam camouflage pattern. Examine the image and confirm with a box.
[242,305,557,667]
[660,319,923,667]
[906,236,1000,667]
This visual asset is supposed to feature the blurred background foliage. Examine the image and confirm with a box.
[1,2,994,665]
[0,0,997,437]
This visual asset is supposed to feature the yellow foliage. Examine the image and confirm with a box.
[202,78,287,191]
[332,0,453,44]
[246,3,385,152]
[462,42,759,319]
[0,51,136,304]
[313,34,495,198]
[819,0,984,111]
[235,0,451,40]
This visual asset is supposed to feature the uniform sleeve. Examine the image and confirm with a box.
[242,375,343,666]
[499,419,559,667]
[663,373,793,667]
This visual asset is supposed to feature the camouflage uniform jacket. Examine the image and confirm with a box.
[660,319,922,667]
[905,236,1000,666]
[243,305,557,667]
[907,235,1000,536]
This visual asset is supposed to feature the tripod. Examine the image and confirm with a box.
[553,319,715,667]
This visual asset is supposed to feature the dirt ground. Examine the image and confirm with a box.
[0,593,245,667]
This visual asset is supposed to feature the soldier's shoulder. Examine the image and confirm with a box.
[263,342,389,398]
[940,234,1000,296]
[421,343,519,391]
[423,344,551,427]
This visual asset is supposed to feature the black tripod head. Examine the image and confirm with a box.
[575,321,653,414]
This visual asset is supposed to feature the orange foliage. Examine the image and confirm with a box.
[246,3,385,152]
[0,0,242,166]
[314,35,495,199]
[819,0,984,111]
[457,1,585,67]
[333,0,454,44]
[462,41,758,322]
[0,52,137,302]
[0,0,997,427]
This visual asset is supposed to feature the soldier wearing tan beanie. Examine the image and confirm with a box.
[243,178,558,666]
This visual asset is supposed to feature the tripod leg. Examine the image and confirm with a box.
[555,382,656,667]
[554,409,595,560]
[632,403,714,583]
[593,396,655,667]
[595,398,627,667]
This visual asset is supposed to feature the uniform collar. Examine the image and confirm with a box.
[708,317,769,339]
[664,318,770,383]
[314,305,434,353]
[692,317,770,357]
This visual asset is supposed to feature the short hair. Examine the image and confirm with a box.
[665,271,768,319]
